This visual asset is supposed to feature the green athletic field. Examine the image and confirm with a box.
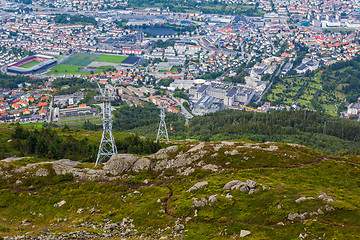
[62,53,100,66]
[96,55,127,63]
[21,61,40,69]
[46,64,91,76]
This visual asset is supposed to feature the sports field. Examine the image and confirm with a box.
[96,55,127,63]
[46,64,91,76]
[21,61,40,69]
[62,53,100,66]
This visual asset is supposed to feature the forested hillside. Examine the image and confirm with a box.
[112,105,360,156]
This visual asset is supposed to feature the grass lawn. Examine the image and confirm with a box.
[96,55,127,63]
[46,64,90,76]
[21,122,45,128]
[62,53,100,66]
[21,61,40,69]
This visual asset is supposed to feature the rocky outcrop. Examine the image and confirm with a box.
[104,154,139,175]
[132,157,151,172]
[187,181,208,192]
[148,145,178,160]
[240,230,252,237]
[193,197,208,207]
[295,196,315,203]
[224,179,259,194]
[35,168,49,177]
[223,180,245,190]
[54,200,66,207]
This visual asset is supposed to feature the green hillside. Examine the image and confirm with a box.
[0,135,359,239]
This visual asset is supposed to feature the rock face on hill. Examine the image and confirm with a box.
[0,141,313,182]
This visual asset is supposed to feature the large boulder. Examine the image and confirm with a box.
[193,197,208,207]
[132,157,151,172]
[223,180,245,190]
[240,230,252,237]
[103,154,139,175]
[187,181,208,192]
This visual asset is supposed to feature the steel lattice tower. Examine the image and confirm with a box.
[156,101,169,142]
[95,84,118,166]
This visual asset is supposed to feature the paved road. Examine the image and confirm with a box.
[171,97,193,120]
[256,61,285,104]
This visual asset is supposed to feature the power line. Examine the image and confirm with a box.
[156,100,169,143]
[95,83,118,166]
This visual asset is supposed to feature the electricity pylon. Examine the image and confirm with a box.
[156,101,169,142]
[95,83,118,166]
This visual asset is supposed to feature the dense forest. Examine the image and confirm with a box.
[0,73,44,89]
[112,105,360,156]
[9,124,98,161]
[51,77,97,95]
[3,123,162,161]
[126,0,263,16]
[53,14,97,26]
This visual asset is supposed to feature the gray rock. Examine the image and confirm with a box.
[193,197,207,207]
[149,145,178,160]
[240,230,252,237]
[317,208,324,214]
[179,167,195,176]
[226,193,233,199]
[231,184,243,190]
[223,180,245,190]
[299,233,308,239]
[299,212,308,219]
[35,168,49,177]
[202,164,219,172]
[77,208,85,214]
[248,188,258,195]
[21,219,31,225]
[54,200,66,207]
[246,179,256,189]
[295,196,315,203]
[295,196,307,203]
[15,180,22,185]
[240,185,250,192]
[187,142,205,152]
[224,149,239,155]
[132,157,151,172]
[103,154,139,175]
[154,150,207,171]
[208,194,218,204]
[187,181,208,192]
[288,213,299,220]
[309,212,318,216]
[325,205,335,212]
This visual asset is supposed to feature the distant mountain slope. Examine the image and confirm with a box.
[0,141,359,239]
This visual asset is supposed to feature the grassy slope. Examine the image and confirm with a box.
[0,134,359,239]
